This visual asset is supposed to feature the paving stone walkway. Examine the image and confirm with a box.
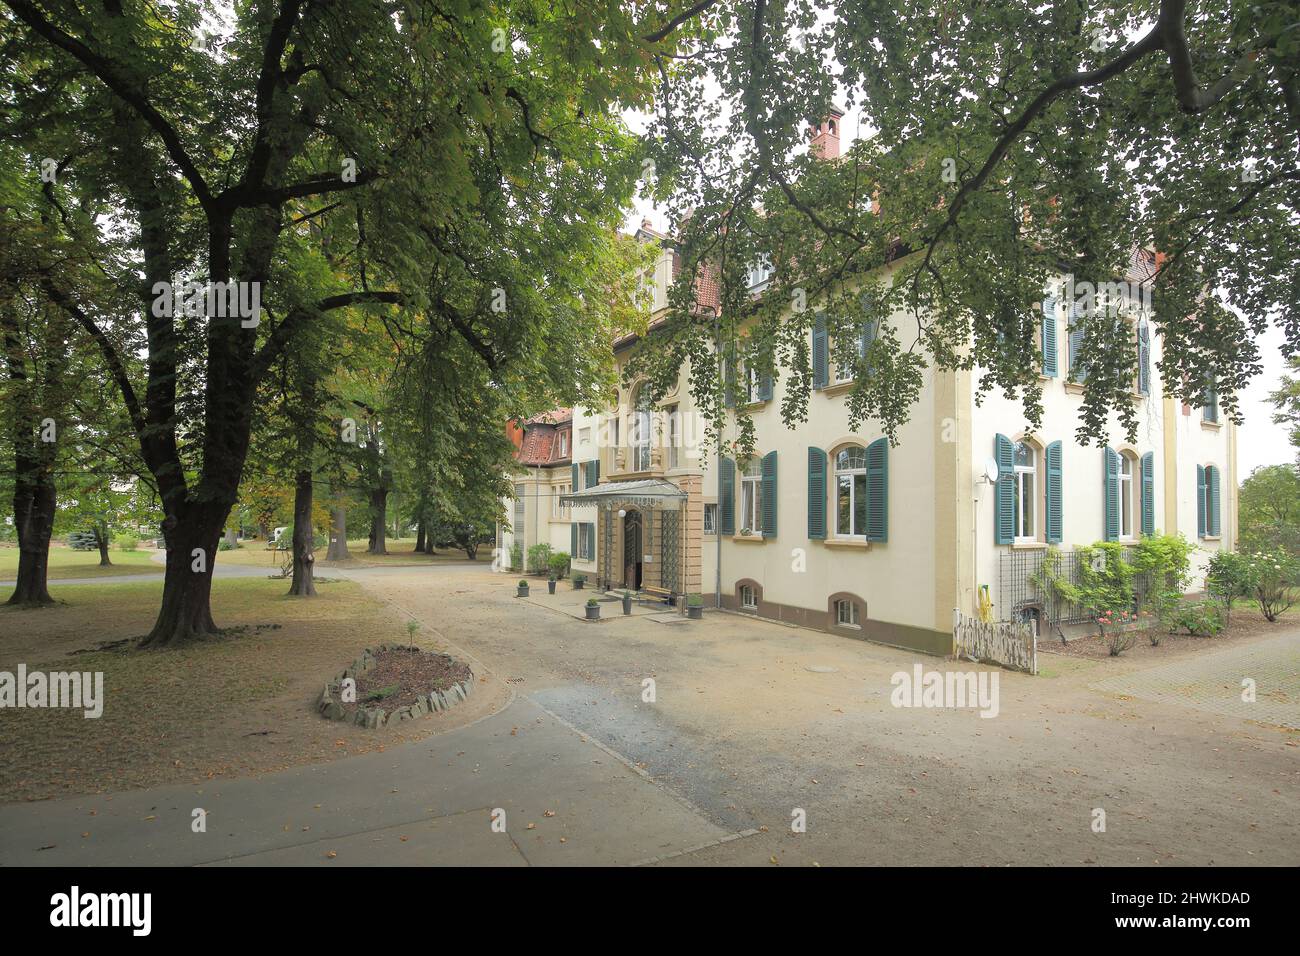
[1090,631,1300,729]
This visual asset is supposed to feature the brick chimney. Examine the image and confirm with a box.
[809,105,845,160]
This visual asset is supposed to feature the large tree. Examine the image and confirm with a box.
[632,0,1298,451]
[2,0,667,643]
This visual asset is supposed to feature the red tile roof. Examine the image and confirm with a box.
[514,409,573,466]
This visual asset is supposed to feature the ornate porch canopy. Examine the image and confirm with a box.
[559,478,686,510]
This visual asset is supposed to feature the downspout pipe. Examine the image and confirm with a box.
[714,308,723,609]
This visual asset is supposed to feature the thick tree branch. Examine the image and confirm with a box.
[3,0,214,207]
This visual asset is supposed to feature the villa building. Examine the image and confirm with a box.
[501,111,1239,656]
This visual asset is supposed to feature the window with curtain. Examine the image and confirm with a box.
[740,458,764,534]
[1013,441,1037,542]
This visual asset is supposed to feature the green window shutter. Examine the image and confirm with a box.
[1103,446,1120,541]
[1208,465,1221,536]
[571,463,580,490]
[807,446,827,540]
[761,450,778,538]
[589,459,599,486]
[1137,321,1151,395]
[1196,464,1207,537]
[866,438,888,542]
[571,521,578,556]
[1041,295,1058,378]
[994,433,1015,545]
[1045,440,1063,544]
[1140,451,1155,536]
[758,369,773,402]
[812,312,828,389]
[586,523,595,558]
[858,314,878,378]
[719,457,735,535]
[1202,384,1218,423]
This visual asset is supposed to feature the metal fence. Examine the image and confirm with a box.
[998,547,1153,630]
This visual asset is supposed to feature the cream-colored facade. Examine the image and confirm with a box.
[511,231,1237,656]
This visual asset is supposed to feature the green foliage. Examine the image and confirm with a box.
[1243,548,1299,622]
[1239,464,1300,553]
[571,572,587,585]
[548,551,572,579]
[527,543,553,574]
[1206,551,1255,609]
[635,0,1298,455]
[687,593,704,607]
[1168,601,1226,637]
[509,543,523,573]
[1267,356,1300,461]
[586,597,600,607]
[113,533,140,552]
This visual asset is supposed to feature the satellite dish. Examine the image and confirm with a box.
[983,457,1000,484]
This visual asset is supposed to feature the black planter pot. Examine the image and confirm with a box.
[516,584,529,597]
[584,604,600,620]
[573,580,584,590]
[547,579,557,594]
[687,606,703,620]
[622,595,632,615]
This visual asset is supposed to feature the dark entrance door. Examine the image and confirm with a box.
[622,510,643,589]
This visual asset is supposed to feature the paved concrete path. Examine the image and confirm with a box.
[0,696,747,867]
[1090,630,1300,729]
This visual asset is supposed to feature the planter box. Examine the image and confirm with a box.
[547,580,557,594]
[516,585,529,597]
[584,605,600,620]
[687,606,703,620]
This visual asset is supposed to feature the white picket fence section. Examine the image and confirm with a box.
[952,609,1037,675]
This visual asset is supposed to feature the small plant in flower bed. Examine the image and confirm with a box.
[1095,607,1144,656]
[1168,600,1225,637]
[586,597,599,607]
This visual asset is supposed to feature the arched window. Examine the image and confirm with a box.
[834,445,867,538]
[1013,440,1037,542]
[1118,451,1136,539]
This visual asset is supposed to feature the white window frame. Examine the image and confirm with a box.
[576,522,593,560]
[747,254,773,289]
[1013,441,1037,543]
[836,599,860,628]
[740,459,763,534]
[632,390,652,472]
[833,446,867,538]
[557,431,568,458]
[740,584,757,609]
[1118,452,1135,540]
[666,404,680,468]
[553,484,569,517]
[703,502,718,535]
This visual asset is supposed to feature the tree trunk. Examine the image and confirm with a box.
[287,468,316,596]
[414,521,426,552]
[223,527,239,549]
[326,504,351,561]
[140,509,224,647]
[368,486,388,554]
[7,475,56,606]
[96,523,112,566]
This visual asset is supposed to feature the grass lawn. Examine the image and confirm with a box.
[214,536,487,570]
[0,575,493,803]
[0,545,160,581]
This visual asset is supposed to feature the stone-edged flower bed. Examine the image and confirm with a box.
[317,643,474,729]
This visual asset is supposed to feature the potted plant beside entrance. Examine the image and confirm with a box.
[686,593,704,620]
[516,579,529,598]
[547,575,557,594]
[585,597,601,620]
[572,572,586,590]
[622,590,632,615]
